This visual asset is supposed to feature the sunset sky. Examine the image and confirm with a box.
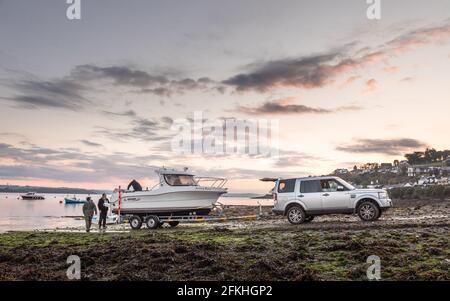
[1,0,450,193]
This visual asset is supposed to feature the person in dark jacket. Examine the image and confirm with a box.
[82,197,97,232]
[97,193,109,230]
[127,179,143,191]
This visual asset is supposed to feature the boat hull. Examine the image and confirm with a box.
[111,189,225,216]
[21,196,45,200]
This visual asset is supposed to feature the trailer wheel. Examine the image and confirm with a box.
[129,215,143,230]
[168,221,179,228]
[146,215,160,229]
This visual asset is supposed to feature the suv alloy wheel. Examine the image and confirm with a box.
[357,201,380,222]
[287,205,306,224]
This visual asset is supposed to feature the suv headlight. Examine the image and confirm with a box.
[378,191,388,199]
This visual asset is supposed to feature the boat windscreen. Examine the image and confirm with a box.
[164,174,197,186]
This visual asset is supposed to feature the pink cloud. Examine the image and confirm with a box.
[386,22,450,54]
[383,66,399,73]
[224,21,450,93]
[364,79,378,93]
[340,75,362,88]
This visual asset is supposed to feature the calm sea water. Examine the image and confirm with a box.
[0,193,273,232]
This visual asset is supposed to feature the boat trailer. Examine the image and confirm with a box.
[118,202,264,230]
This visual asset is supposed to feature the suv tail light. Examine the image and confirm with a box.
[273,193,277,201]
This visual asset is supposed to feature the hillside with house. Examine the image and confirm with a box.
[332,148,450,188]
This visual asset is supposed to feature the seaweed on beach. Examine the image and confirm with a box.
[0,201,449,281]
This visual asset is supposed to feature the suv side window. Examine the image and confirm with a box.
[277,179,296,193]
[300,180,321,193]
[320,179,348,192]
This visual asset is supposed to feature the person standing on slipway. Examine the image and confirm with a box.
[82,197,97,233]
[98,193,110,231]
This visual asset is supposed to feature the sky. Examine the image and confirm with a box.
[0,0,450,193]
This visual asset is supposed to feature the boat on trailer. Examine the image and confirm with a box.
[21,192,45,200]
[110,167,228,229]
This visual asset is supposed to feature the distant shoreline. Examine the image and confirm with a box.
[0,185,109,195]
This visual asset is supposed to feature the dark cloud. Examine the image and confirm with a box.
[0,143,166,183]
[102,110,137,118]
[95,117,172,143]
[274,150,325,168]
[140,87,173,97]
[336,138,427,155]
[223,52,349,92]
[236,100,361,115]
[0,143,78,165]
[223,21,450,93]
[13,79,85,99]
[130,118,160,138]
[80,140,103,147]
[72,65,169,88]
[99,111,175,141]
[72,64,218,96]
[1,78,89,111]
[1,64,218,112]
[161,116,174,125]
[0,142,303,185]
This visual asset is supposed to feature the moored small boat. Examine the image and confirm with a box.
[64,197,86,204]
[21,192,45,200]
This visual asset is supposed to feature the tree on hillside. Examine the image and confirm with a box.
[424,148,438,162]
[405,152,424,165]
[405,148,450,165]
[443,150,450,160]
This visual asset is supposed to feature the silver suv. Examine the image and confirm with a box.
[272,176,392,224]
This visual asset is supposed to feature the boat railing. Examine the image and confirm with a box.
[195,177,228,189]
[149,181,163,191]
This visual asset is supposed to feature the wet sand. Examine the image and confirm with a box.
[0,199,448,280]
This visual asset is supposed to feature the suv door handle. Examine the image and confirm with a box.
[297,194,304,197]
[322,193,330,197]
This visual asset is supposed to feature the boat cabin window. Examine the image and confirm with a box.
[164,174,197,186]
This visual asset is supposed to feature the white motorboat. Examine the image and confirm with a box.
[21,192,45,200]
[110,168,227,216]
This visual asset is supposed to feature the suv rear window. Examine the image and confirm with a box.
[300,180,322,193]
[277,179,296,193]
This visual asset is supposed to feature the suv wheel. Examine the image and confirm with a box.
[357,201,380,222]
[287,205,306,224]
